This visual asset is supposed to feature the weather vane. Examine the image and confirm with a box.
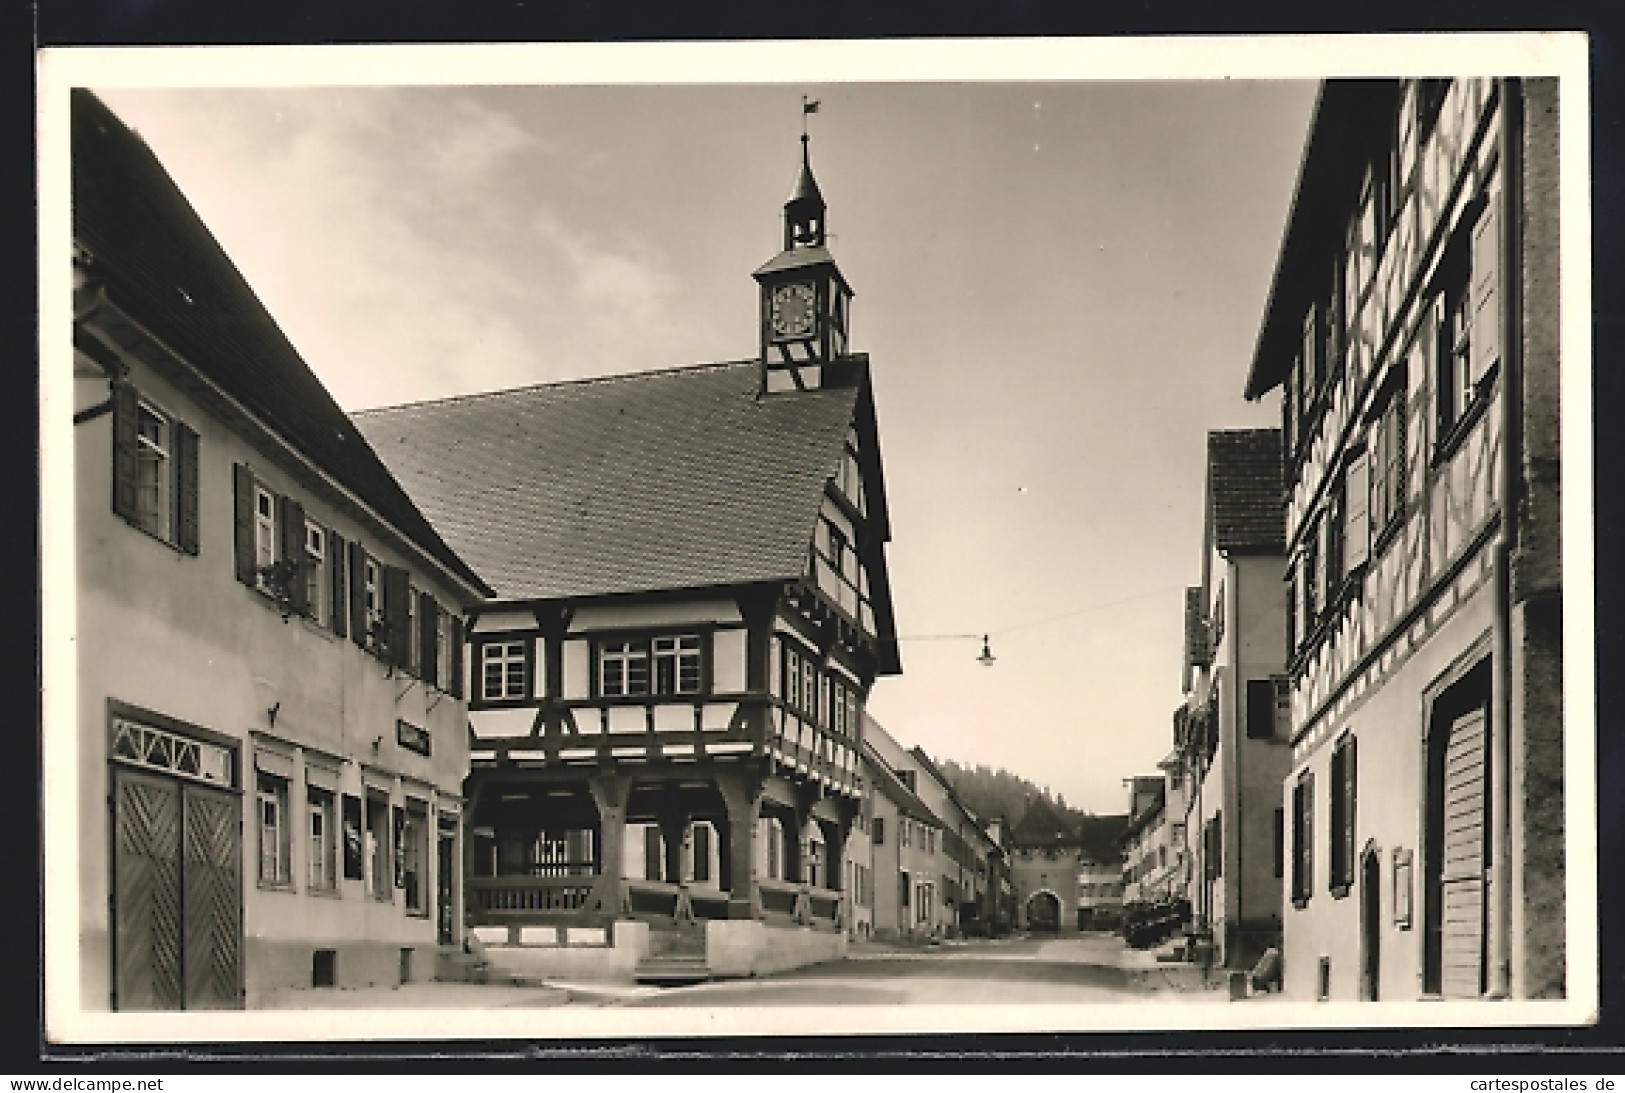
[802,95,820,141]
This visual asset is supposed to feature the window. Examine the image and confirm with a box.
[402,803,428,915]
[304,522,328,627]
[1329,735,1358,896]
[601,635,702,697]
[366,793,391,901]
[781,643,822,720]
[1292,772,1315,907]
[308,786,336,892]
[1246,678,1277,740]
[1371,376,1407,537]
[258,772,291,888]
[1302,519,1321,632]
[481,640,529,701]
[363,557,382,644]
[435,610,453,692]
[1435,198,1502,447]
[253,485,276,592]
[405,587,420,677]
[653,636,701,694]
[872,816,884,846]
[133,402,172,539]
[112,385,199,552]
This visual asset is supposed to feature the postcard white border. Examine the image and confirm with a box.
[38,33,1595,1043]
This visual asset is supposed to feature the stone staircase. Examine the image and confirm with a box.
[634,923,710,986]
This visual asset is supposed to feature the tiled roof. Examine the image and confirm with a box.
[353,361,865,603]
[72,90,490,597]
[1208,428,1285,554]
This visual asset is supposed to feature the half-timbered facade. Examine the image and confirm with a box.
[355,135,901,978]
[71,92,491,1010]
[1244,78,1562,1001]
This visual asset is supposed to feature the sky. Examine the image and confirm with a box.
[94,74,1317,815]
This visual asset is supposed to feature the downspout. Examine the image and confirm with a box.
[1487,76,1522,1000]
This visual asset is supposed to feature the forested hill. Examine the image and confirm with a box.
[931,755,1115,833]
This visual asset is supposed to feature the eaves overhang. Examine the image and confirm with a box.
[1243,79,1403,402]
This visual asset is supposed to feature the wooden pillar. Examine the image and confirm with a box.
[656,806,687,885]
[586,773,632,921]
[718,769,763,920]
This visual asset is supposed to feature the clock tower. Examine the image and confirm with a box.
[753,131,855,394]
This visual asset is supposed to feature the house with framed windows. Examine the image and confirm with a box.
[1174,429,1291,973]
[354,133,902,981]
[70,91,492,1010]
[1121,773,1183,907]
[1246,78,1562,1001]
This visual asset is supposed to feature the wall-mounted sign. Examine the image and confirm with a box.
[1392,847,1413,929]
[397,719,431,756]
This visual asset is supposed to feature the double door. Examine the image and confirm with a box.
[112,768,242,1010]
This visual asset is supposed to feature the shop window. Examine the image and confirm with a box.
[402,803,428,916]
[366,793,392,902]
[307,785,337,892]
[257,772,291,888]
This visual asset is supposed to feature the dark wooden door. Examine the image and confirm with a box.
[113,769,242,1010]
[1360,848,1381,1001]
[437,821,456,946]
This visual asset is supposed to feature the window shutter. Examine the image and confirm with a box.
[110,380,141,523]
[327,529,348,637]
[232,463,257,585]
[1286,561,1299,655]
[392,805,405,888]
[1342,737,1358,889]
[449,615,465,699]
[1469,199,1502,388]
[1303,773,1315,899]
[1183,586,1207,668]
[383,565,411,668]
[174,421,200,554]
[1314,520,1329,614]
[419,593,440,686]
[277,495,308,615]
[348,541,368,648]
[1345,449,1370,570]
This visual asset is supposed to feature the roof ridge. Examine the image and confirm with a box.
[353,357,759,417]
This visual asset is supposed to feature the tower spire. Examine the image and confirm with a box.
[785,98,826,250]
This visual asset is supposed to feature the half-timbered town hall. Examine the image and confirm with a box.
[355,134,902,979]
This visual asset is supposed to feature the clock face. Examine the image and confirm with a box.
[770,281,818,340]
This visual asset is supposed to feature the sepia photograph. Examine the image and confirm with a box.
[37,35,1594,1044]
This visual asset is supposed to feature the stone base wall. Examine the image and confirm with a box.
[705,920,846,979]
[243,938,442,1006]
[474,921,650,984]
